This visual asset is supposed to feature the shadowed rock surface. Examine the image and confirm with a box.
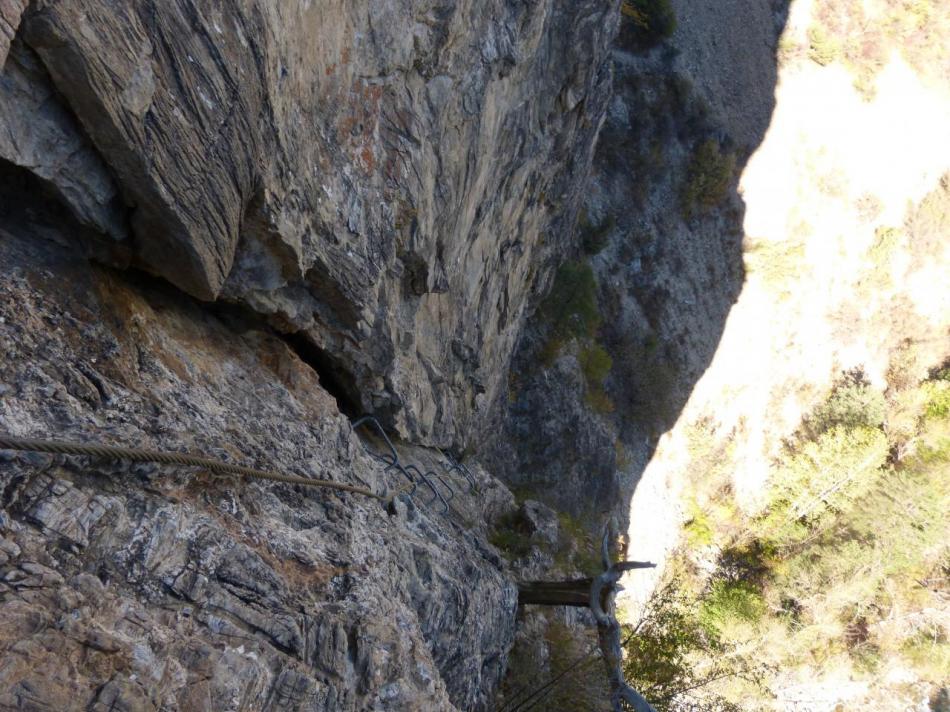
[482,0,789,520]
[3,0,620,447]
[0,229,517,711]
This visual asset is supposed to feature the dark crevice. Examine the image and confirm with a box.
[0,158,96,250]
[1,186,369,425]
[188,294,367,421]
[71,253,368,422]
[281,331,363,419]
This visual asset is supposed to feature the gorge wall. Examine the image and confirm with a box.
[0,1,621,709]
[483,0,950,708]
[1,0,618,448]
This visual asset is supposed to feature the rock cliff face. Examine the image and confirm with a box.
[0,228,517,711]
[1,0,618,446]
[0,1,622,709]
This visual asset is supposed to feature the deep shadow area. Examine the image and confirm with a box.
[281,331,364,419]
[480,0,791,535]
[0,157,369,423]
[0,158,101,252]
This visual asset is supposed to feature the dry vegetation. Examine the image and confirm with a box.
[653,367,950,709]
[785,0,950,97]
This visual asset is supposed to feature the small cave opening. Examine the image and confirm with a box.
[282,331,364,419]
[0,158,88,245]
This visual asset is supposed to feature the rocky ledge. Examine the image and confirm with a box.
[0,229,517,711]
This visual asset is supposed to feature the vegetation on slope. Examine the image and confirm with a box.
[681,140,737,219]
[783,0,950,97]
[538,259,615,414]
[621,0,677,50]
[637,368,950,709]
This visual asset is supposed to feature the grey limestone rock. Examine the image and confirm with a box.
[1,0,620,447]
[0,230,518,711]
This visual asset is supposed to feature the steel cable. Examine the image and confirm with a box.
[0,434,393,503]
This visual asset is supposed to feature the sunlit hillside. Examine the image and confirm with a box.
[621,0,950,709]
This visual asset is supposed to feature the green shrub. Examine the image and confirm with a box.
[621,0,677,48]
[489,512,533,561]
[923,380,950,419]
[579,342,612,384]
[554,512,602,575]
[700,580,766,635]
[900,631,950,684]
[578,210,615,256]
[807,24,841,66]
[623,578,758,711]
[684,499,715,547]
[542,620,611,709]
[681,139,736,218]
[539,261,601,362]
[579,342,614,414]
[808,377,887,435]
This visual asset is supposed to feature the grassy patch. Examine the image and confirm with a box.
[683,499,715,547]
[579,342,614,414]
[681,139,736,218]
[538,260,601,364]
[554,512,602,575]
[621,0,677,49]
[488,512,533,561]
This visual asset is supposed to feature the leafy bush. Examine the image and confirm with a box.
[621,0,677,48]
[924,379,950,419]
[681,139,736,218]
[539,261,601,363]
[807,24,841,65]
[623,578,760,711]
[699,580,767,636]
[808,376,886,435]
[579,342,614,414]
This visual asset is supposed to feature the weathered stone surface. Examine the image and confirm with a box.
[0,229,518,711]
[517,500,560,548]
[0,39,128,248]
[0,0,26,63]
[484,342,622,518]
[5,0,619,447]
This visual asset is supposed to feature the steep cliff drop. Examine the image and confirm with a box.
[0,1,621,710]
